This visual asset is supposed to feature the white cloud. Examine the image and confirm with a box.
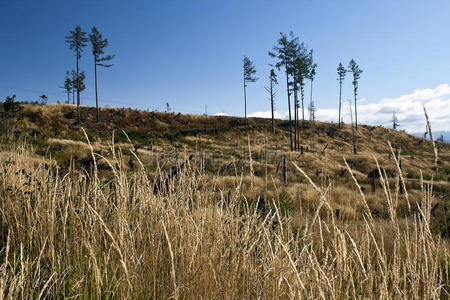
[248,110,285,119]
[248,84,450,133]
[213,112,230,116]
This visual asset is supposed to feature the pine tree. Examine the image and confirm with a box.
[292,45,312,150]
[265,69,278,134]
[269,32,298,151]
[38,94,48,105]
[348,59,363,130]
[337,63,347,128]
[89,27,114,122]
[65,26,88,123]
[242,56,258,129]
[73,72,86,99]
[391,111,399,129]
[62,71,72,104]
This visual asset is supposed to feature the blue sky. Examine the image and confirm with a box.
[1,0,449,131]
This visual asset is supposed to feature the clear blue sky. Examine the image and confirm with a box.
[1,0,450,122]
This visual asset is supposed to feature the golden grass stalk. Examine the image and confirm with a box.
[0,134,447,298]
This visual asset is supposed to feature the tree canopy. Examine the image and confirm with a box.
[89,27,114,67]
[243,56,258,83]
[65,26,88,60]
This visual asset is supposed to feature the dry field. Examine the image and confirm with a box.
[0,103,449,298]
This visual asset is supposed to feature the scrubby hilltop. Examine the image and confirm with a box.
[5,103,450,224]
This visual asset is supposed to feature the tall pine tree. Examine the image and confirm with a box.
[242,56,258,129]
[265,69,278,134]
[89,27,114,122]
[308,64,317,123]
[65,26,88,123]
[269,32,297,151]
[337,63,347,128]
[348,59,363,130]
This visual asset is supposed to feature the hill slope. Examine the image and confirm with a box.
[5,103,449,219]
[0,103,449,298]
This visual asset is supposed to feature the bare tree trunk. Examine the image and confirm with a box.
[296,86,300,150]
[76,52,80,123]
[283,156,287,185]
[72,79,75,105]
[285,65,293,151]
[301,84,305,125]
[270,82,275,134]
[338,80,342,128]
[354,87,358,131]
[310,79,313,123]
[243,75,247,131]
[310,79,314,151]
[294,87,298,151]
[298,104,300,151]
[94,56,99,122]
[350,103,357,154]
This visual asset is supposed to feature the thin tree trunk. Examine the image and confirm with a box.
[285,64,293,151]
[301,85,305,126]
[296,99,299,150]
[72,82,75,105]
[298,102,300,150]
[270,82,275,134]
[354,87,358,131]
[338,80,342,128]
[94,56,99,122]
[294,86,298,151]
[76,52,80,123]
[310,79,314,151]
[310,79,313,123]
[67,90,70,104]
[243,75,247,130]
[350,102,357,154]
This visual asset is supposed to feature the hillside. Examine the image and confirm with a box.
[5,103,450,213]
[0,102,449,298]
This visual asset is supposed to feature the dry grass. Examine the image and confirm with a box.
[0,103,449,298]
[0,135,448,299]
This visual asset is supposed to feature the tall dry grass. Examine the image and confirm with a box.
[0,134,448,299]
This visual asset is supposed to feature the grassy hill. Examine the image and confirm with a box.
[0,102,449,298]
[10,103,450,196]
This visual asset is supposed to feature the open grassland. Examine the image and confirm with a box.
[0,103,449,298]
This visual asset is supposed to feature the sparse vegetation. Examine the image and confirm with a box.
[0,104,449,298]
